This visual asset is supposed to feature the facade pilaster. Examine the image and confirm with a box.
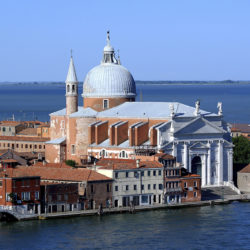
[207,143,211,185]
[202,154,207,186]
[184,142,188,170]
[218,140,224,185]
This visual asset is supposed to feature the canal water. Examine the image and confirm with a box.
[0,202,250,249]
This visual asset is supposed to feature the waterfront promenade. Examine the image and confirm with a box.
[1,193,249,222]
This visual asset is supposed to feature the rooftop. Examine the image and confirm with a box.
[97,158,163,170]
[231,124,250,133]
[239,164,250,173]
[0,165,112,182]
[97,102,216,119]
[17,128,37,136]
[0,136,49,142]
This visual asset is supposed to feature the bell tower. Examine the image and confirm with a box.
[66,52,78,115]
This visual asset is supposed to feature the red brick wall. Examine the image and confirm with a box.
[0,177,40,206]
[150,128,158,146]
[84,97,134,112]
[95,121,108,144]
[181,177,201,202]
[115,122,128,145]
[86,181,113,208]
[135,122,149,146]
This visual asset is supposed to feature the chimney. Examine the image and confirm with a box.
[136,159,140,168]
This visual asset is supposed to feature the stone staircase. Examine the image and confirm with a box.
[201,186,240,201]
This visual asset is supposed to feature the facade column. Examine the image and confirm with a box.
[202,154,207,186]
[172,142,177,157]
[228,150,233,183]
[218,140,224,185]
[189,153,192,173]
[207,143,211,185]
[184,142,188,170]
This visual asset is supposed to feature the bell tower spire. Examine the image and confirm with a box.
[66,51,78,115]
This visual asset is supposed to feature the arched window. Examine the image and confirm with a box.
[119,150,128,159]
[100,149,107,158]
[67,85,70,93]
[72,84,75,92]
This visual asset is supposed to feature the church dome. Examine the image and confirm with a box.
[82,31,136,98]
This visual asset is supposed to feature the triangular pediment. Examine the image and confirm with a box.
[174,117,225,135]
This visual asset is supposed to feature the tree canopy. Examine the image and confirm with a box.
[232,136,250,164]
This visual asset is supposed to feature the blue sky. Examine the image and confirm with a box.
[0,0,249,81]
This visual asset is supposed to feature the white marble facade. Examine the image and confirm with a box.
[158,115,233,187]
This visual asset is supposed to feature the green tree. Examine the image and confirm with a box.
[232,136,250,164]
[65,160,77,168]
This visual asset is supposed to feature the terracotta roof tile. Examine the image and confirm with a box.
[0,136,49,142]
[97,158,163,170]
[17,128,37,136]
[239,164,250,173]
[0,166,112,182]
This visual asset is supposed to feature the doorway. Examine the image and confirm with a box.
[191,156,202,176]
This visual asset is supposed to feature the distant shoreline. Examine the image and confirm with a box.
[0,80,250,86]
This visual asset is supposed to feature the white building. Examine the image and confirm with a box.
[95,159,164,207]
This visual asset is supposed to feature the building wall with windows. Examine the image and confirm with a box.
[96,159,164,207]
[0,173,41,213]
[0,136,47,153]
[180,174,201,202]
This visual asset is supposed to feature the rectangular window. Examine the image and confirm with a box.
[148,184,151,190]
[0,180,2,187]
[153,195,156,202]
[148,171,151,176]
[126,172,129,178]
[91,184,94,193]
[35,191,39,200]
[153,184,156,190]
[57,195,61,201]
[71,145,76,155]
[107,183,110,192]
[134,171,138,178]
[134,185,137,190]
[48,195,52,202]
[159,184,163,190]
[22,192,30,201]
[141,171,144,177]
[184,192,187,198]
[64,194,68,201]
[115,172,118,178]
[153,170,156,176]
[141,185,144,190]
[126,185,129,191]
[158,170,162,176]
[194,192,197,197]
[184,182,188,188]
[6,193,11,202]
[115,186,118,192]
[103,99,109,109]
[194,181,197,187]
